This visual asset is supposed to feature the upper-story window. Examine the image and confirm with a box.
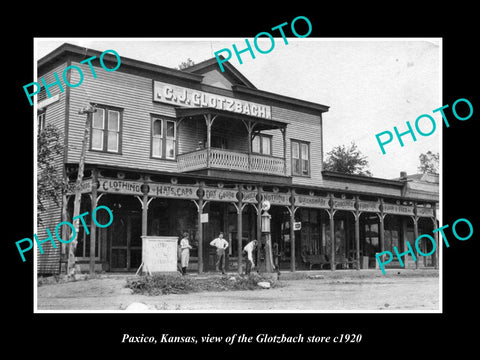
[91,106,122,153]
[252,134,272,155]
[152,117,176,159]
[37,111,46,132]
[291,139,310,176]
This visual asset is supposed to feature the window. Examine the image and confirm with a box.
[152,118,176,159]
[291,140,310,176]
[91,106,122,153]
[37,111,46,132]
[252,134,272,155]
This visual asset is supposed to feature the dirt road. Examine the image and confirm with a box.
[36,269,439,312]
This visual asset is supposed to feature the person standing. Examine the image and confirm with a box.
[179,231,192,276]
[243,239,258,275]
[210,231,229,274]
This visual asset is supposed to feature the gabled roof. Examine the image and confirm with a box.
[181,55,257,89]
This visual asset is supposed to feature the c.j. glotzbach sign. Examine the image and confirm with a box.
[153,81,272,119]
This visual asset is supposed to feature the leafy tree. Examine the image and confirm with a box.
[37,124,64,224]
[176,58,195,70]
[418,151,439,174]
[323,141,373,176]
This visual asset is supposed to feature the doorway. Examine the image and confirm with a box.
[109,212,142,271]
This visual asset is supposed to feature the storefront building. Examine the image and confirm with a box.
[36,43,439,275]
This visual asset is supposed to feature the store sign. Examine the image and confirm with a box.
[294,195,329,209]
[262,192,290,206]
[242,190,258,203]
[332,199,356,211]
[98,179,144,195]
[416,207,434,217]
[97,178,199,199]
[66,179,93,195]
[357,200,380,213]
[203,187,238,202]
[153,81,272,119]
[151,184,198,199]
[383,203,415,215]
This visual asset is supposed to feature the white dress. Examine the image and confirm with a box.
[180,238,190,267]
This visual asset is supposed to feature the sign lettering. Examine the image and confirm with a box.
[153,81,272,119]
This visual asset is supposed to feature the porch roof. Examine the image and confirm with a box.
[175,107,288,131]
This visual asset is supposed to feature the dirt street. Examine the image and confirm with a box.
[36,269,439,312]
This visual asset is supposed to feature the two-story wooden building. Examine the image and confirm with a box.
[36,43,439,275]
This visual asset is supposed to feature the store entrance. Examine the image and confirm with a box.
[109,212,142,271]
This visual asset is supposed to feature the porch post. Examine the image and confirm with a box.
[89,169,98,275]
[282,127,287,176]
[431,216,439,269]
[197,183,204,273]
[328,194,335,271]
[289,189,296,272]
[205,114,212,169]
[256,186,262,269]
[413,214,419,270]
[379,198,385,254]
[141,193,148,237]
[237,189,243,274]
[354,196,361,270]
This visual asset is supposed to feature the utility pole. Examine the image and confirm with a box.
[67,104,96,277]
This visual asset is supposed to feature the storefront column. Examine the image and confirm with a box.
[379,199,385,255]
[353,205,361,270]
[413,215,419,269]
[431,215,439,269]
[236,197,244,275]
[329,210,335,271]
[89,169,98,275]
[289,190,296,272]
[328,194,335,271]
[256,186,262,269]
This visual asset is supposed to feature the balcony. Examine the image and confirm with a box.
[177,148,287,177]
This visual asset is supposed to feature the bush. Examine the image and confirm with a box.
[126,273,281,296]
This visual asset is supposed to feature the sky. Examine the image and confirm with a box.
[35,38,441,179]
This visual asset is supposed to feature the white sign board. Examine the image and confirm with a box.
[141,236,178,273]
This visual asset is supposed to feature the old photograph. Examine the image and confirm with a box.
[33,38,441,313]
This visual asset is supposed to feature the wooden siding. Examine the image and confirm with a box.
[66,62,301,175]
[271,106,323,187]
[36,62,68,275]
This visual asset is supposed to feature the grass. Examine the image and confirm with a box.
[125,273,281,296]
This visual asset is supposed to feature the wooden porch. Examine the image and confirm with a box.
[177,147,287,176]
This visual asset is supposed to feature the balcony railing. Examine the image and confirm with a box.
[177,148,287,176]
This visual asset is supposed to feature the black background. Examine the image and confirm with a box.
[5,6,478,355]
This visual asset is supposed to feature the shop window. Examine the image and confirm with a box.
[252,134,272,155]
[91,106,122,153]
[291,140,310,176]
[152,118,176,159]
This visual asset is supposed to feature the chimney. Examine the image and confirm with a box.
[400,171,407,179]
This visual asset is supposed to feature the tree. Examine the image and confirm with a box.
[37,124,64,225]
[176,58,195,70]
[323,141,373,176]
[418,151,439,174]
